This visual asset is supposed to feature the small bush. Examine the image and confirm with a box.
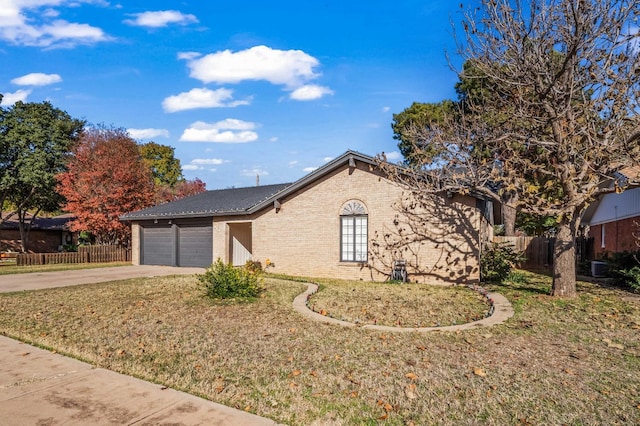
[603,250,640,292]
[244,259,263,274]
[616,266,640,292]
[481,242,526,283]
[199,258,264,299]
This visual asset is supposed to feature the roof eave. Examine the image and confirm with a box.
[247,151,378,214]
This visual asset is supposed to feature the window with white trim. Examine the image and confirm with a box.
[340,201,368,262]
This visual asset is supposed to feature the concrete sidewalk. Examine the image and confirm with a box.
[0,265,205,293]
[0,336,280,425]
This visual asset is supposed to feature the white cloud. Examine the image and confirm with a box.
[11,72,61,86]
[242,168,268,177]
[382,106,390,113]
[124,10,198,28]
[303,166,318,173]
[191,158,226,165]
[184,45,320,88]
[0,1,109,47]
[162,87,250,113]
[0,89,31,105]
[289,84,333,101]
[179,119,258,143]
[288,160,298,166]
[127,128,169,139]
[384,151,402,161]
[183,164,201,171]
[323,157,333,162]
[177,51,201,60]
[269,136,278,142]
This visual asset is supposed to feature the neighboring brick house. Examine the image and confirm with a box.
[586,187,640,257]
[120,151,496,283]
[584,167,640,257]
[0,213,76,253]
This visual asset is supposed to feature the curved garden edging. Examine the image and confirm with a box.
[292,282,514,333]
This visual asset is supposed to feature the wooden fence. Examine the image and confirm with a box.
[16,245,131,266]
[493,236,594,269]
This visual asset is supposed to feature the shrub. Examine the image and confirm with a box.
[481,242,525,283]
[199,258,264,299]
[616,266,640,292]
[604,250,640,292]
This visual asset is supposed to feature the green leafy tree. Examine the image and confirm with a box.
[391,101,455,164]
[0,100,84,251]
[138,141,183,188]
[386,0,640,297]
[392,63,520,235]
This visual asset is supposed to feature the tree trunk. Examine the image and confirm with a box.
[17,220,28,253]
[501,191,518,236]
[502,204,517,236]
[551,216,579,297]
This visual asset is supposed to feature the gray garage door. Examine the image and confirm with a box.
[141,226,173,266]
[141,220,213,267]
[178,224,213,267]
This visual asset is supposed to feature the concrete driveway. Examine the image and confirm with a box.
[0,265,205,293]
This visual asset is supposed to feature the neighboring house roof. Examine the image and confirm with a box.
[581,167,640,225]
[587,187,640,226]
[120,150,493,222]
[1,213,74,231]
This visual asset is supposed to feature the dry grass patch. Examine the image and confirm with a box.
[308,280,491,327]
[0,271,639,425]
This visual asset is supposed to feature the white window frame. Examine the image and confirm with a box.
[341,214,368,262]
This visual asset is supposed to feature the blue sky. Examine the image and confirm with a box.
[0,1,464,189]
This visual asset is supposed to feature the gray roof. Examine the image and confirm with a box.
[120,183,292,220]
[121,150,377,221]
[1,213,74,231]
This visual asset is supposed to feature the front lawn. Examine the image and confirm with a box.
[0,271,638,425]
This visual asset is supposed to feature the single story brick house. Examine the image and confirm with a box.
[120,151,496,283]
[1,213,76,253]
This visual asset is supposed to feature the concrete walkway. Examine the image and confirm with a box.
[0,265,279,425]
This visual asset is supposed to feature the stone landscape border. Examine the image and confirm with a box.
[292,282,514,332]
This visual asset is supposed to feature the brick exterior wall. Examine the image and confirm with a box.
[131,223,140,265]
[248,162,483,283]
[590,216,640,258]
[0,229,65,253]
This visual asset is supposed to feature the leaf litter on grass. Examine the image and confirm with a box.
[0,272,638,425]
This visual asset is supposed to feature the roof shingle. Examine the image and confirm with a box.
[120,183,291,220]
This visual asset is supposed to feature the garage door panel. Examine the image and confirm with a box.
[178,225,213,267]
[142,227,173,265]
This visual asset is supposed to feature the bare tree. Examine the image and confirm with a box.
[384,0,640,297]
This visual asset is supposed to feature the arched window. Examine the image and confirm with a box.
[340,201,368,262]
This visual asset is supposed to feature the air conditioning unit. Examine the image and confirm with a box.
[591,260,609,278]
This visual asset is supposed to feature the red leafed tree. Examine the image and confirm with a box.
[57,126,154,245]
[155,178,207,204]
[174,178,206,199]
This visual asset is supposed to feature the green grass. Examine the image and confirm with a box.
[0,261,131,275]
[0,270,638,425]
